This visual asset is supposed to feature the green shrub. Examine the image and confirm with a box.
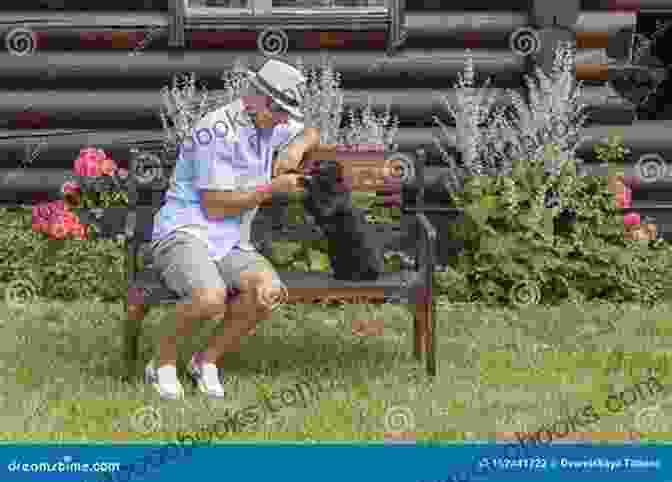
[432,46,672,306]
[434,153,672,305]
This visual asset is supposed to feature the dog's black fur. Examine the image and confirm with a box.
[302,160,384,281]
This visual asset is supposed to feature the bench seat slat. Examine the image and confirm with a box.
[130,268,421,305]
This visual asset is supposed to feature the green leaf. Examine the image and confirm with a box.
[308,249,330,272]
[271,241,303,265]
[465,201,489,227]
[480,194,498,212]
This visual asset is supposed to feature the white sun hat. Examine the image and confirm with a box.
[247,59,306,120]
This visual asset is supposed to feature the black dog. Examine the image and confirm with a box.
[302,160,384,281]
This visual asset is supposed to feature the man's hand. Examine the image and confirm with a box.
[270,173,303,194]
[273,128,323,176]
[273,158,297,177]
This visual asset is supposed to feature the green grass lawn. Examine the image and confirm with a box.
[1,298,671,443]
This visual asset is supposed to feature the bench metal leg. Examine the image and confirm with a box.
[425,295,437,377]
[413,285,437,376]
[124,303,147,380]
[413,301,426,361]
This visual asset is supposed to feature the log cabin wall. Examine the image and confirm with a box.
[1,0,672,237]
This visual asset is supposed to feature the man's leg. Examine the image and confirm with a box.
[148,232,230,399]
[202,249,285,364]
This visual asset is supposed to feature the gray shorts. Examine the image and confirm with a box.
[149,231,285,302]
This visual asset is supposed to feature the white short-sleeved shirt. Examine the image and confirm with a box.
[151,100,304,260]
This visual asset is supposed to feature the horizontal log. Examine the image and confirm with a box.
[408,0,670,10]
[576,63,609,81]
[2,29,389,51]
[0,86,636,131]
[0,2,168,11]
[0,48,617,88]
[0,50,528,90]
[0,12,169,29]
[575,12,636,33]
[416,164,672,194]
[405,0,529,10]
[3,122,672,168]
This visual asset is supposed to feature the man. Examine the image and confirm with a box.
[145,59,322,400]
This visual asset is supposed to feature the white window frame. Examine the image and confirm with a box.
[170,0,405,52]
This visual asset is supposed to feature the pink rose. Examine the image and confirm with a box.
[32,204,49,225]
[624,212,641,226]
[74,152,100,177]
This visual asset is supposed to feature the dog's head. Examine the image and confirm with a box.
[303,160,350,219]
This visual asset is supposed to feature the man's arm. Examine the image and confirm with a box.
[188,133,272,220]
[273,127,321,175]
[201,189,271,219]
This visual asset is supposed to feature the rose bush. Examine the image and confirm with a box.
[66,147,129,212]
[30,147,130,242]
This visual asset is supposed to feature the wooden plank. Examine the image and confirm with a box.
[0,50,528,89]
[575,31,611,49]
[286,287,389,303]
[576,63,609,81]
[0,86,637,131]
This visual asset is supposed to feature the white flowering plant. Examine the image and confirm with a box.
[159,56,399,151]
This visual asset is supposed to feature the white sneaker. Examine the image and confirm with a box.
[144,360,184,401]
[187,352,226,399]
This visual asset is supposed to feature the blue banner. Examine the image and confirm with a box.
[1,443,670,482]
